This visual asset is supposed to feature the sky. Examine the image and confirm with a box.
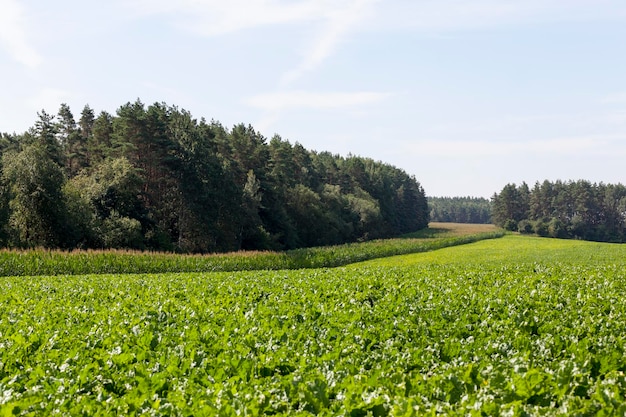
[1,0,625,198]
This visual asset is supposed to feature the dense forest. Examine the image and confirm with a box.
[0,101,429,252]
[428,196,491,224]
[492,180,626,242]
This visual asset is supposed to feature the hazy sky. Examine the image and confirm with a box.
[1,0,625,197]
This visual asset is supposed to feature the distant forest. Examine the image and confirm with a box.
[428,197,491,224]
[0,101,429,252]
[492,180,626,242]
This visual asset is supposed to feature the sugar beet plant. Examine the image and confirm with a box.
[2,237,626,415]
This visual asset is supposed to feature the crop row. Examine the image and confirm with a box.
[0,231,504,277]
[1,254,626,415]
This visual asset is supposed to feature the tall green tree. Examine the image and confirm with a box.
[429,197,491,224]
[65,157,145,249]
[169,110,240,252]
[79,104,95,139]
[33,110,63,166]
[0,157,9,245]
[58,103,88,176]
[492,183,530,230]
[0,100,431,252]
[88,111,114,163]
[2,145,69,247]
[496,180,626,241]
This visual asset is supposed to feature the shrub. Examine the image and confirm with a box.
[533,220,549,237]
[517,220,533,234]
[101,212,143,249]
[548,218,568,239]
[503,219,518,231]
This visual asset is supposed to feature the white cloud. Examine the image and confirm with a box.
[224,0,382,130]
[0,0,42,68]
[280,0,378,85]
[245,90,390,112]
[126,0,378,83]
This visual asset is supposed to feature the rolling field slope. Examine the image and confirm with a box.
[1,233,626,415]
[350,234,626,267]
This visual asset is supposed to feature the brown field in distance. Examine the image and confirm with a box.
[424,222,499,237]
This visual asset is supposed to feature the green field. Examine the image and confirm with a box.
[2,233,626,415]
[0,226,503,277]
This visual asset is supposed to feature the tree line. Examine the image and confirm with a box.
[492,180,626,242]
[0,101,429,252]
[428,196,491,224]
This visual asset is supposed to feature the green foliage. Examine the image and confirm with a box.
[0,102,430,252]
[517,219,533,234]
[548,217,567,238]
[101,212,144,249]
[533,219,549,237]
[0,160,9,245]
[491,182,530,228]
[503,219,518,231]
[493,180,626,242]
[1,235,626,414]
[62,178,99,248]
[32,110,64,166]
[57,103,88,176]
[346,186,382,238]
[1,145,69,248]
[88,111,114,163]
[0,230,504,277]
[429,196,491,223]
[63,157,146,249]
